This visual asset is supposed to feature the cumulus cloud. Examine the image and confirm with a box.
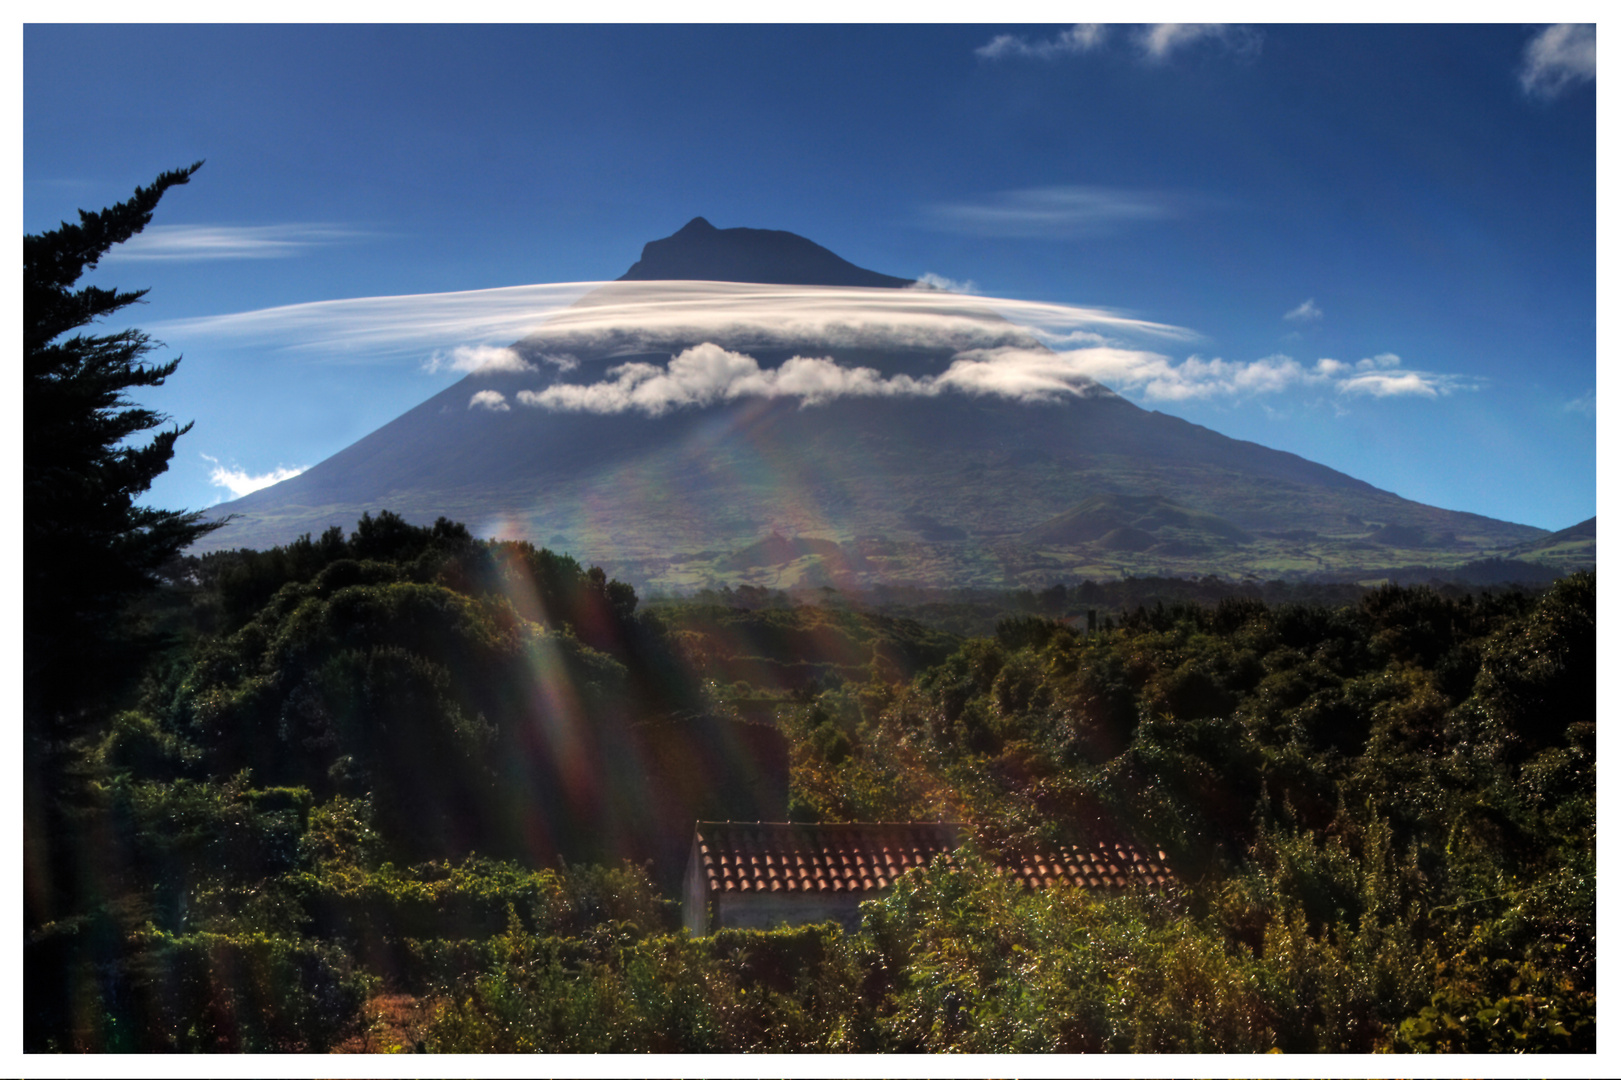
[926,186,1175,238]
[424,345,535,375]
[1135,24,1262,61]
[933,347,1127,402]
[1519,24,1596,99]
[976,24,1106,60]
[1053,351,1313,401]
[1284,298,1322,322]
[102,223,365,262]
[469,390,511,412]
[203,455,305,498]
[509,341,1363,416]
[518,343,935,416]
[509,339,1476,416]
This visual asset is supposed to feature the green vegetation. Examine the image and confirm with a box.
[27,500,1593,1050]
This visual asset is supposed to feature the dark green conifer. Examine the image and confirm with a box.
[24,162,221,731]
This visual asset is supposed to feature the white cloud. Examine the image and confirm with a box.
[472,328,1476,418]
[509,341,1349,416]
[1135,24,1262,62]
[910,273,979,294]
[1564,389,1596,417]
[1355,352,1402,370]
[203,455,305,498]
[154,281,603,362]
[469,390,511,412]
[1338,372,1443,398]
[926,186,1175,238]
[424,345,536,375]
[1057,351,1312,401]
[517,343,934,416]
[156,280,1194,365]
[538,353,581,372]
[102,223,364,262]
[976,24,1106,60]
[1283,298,1322,322]
[1519,24,1596,99]
[976,23,1258,64]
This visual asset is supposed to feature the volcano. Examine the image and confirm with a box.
[201,219,1547,588]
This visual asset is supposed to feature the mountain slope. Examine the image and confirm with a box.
[203,219,1548,587]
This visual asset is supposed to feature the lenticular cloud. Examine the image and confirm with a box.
[154,280,1193,362]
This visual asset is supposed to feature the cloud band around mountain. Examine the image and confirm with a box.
[498,343,1469,417]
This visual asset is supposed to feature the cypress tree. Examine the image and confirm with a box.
[24,161,222,732]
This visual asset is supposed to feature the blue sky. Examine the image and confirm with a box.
[23,22,1597,531]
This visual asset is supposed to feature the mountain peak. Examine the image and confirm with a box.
[618,219,913,288]
[674,216,717,236]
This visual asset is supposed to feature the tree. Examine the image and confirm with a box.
[24,162,222,731]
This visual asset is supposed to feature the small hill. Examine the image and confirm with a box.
[1497,516,1595,572]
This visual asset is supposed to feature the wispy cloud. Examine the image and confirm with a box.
[1519,24,1596,99]
[1563,389,1596,417]
[1283,298,1322,322]
[203,455,305,499]
[154,280,1194,366]
[1334,353,1473,398]
[976,23,1258,63]
[925,186,1176,238]
[976,24,1106,60]
[1356,352,1402,370]
[102,223,366,262]
[469,389,511,412]
[1338,372,1446,398]
[1135,24,1261,62]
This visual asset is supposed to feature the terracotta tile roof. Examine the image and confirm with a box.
[997,840,1174,890]
[692,821,1172,896]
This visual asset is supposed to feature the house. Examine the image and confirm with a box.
[683,820,1173,935]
